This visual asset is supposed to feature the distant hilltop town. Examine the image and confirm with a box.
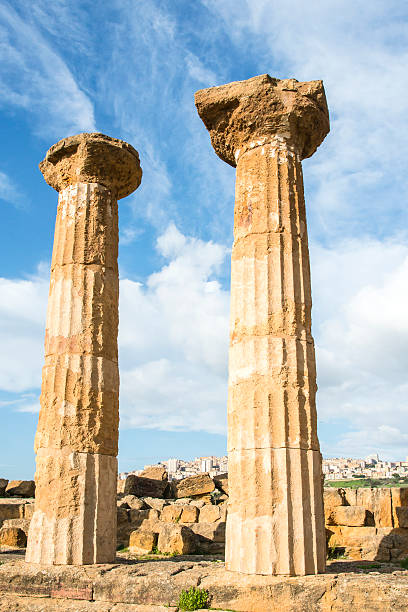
[119,455,228,481]
[120,453,408,482]
[323,454,408,481]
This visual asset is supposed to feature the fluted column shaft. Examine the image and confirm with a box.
[195,73,330,576]
[226,138,325,575]
[26,133,141,565]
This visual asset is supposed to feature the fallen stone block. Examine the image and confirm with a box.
[5,481,35,498]
[213,473,228,495]
[160,505,183,523]
[395,507,408,529]
[330,505,369,527]
[117,479,126,494]
[124,475,167,498]
[190,499,206,508]
[129,509,159,526]
[199,504,221,523]
[174,474,215,499]
[356,487,392,527]
[0,526,27,547]
[2,518,31,536]
[180,505,199,523]
[188,520,226,543]
[323,488,346,523]
[392,488,408,527]
[129,529,158,554]
[157,523,196,555]
[24,502,35,520]
[143,498,168,512]
[0,501,23,524]
[139,467,168,481]
[118,495,147,510]
[327,526,377,549]
[0,479,8,497]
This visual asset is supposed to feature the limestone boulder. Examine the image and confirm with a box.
[395,507,408,529]
[356,488,392,527]
[190,499,206,509]
[24,503,35,520]
[124,475,167,499]
[139,466,168,481]
[0,479,8,497]
[330,505,369,527]
[323,488,345,523]
[188,520,226,543]
[2,518,31,536]
[129,529,158,555]
[0,502,23,523]
[392,488,408,527]
[143,498,168,512]
[5,481,35,498]
[117,479,126,494]
[129,509,159,527]
[213,473,228,495]
[160,505,183,523]
[0,526,27,547]
[174,474,215,499]
[199,504,221,523]
[157,524,196,555]
[327,526,376,549]
[118,495,147,510]
[179,506,199,524]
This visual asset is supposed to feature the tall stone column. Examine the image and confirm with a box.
[26,133,142,565]
[195,75,330,576]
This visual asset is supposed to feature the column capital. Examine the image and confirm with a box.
[39,132,142,199]
[195,74,329,166]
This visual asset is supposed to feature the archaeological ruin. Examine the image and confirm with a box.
[25,133,142,564]
[196,74,329,575]
[2,76,408,611]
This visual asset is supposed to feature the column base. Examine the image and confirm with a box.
[25,448,117,565]
[225,447,325,575]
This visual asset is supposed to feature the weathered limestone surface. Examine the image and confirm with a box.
[1,558,408,611]
[26,133,142,565]
[195,74,329,575]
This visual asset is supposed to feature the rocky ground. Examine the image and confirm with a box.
[1,548,408,611]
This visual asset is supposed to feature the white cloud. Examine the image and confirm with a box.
[203,0,408,239]
[0,227,230,433]
[0,266,49,392]
[2,227,408,457]
[312,236,408,459]
[0,171,24,207]
[119,225,229,432]
[0,3,95,138]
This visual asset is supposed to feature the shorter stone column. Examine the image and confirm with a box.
[26,133,142,565]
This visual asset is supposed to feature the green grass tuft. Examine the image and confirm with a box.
[178,586,209,610]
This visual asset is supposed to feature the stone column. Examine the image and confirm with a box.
[195,75,329,576]
[26,133,142,565]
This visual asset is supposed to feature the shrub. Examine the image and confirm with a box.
[178,586,209,610]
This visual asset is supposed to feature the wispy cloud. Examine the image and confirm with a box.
[203,0,408,241]
[0,2,95,139]
[0,170,24,208]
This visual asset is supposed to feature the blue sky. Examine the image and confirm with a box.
[1,0,408,479]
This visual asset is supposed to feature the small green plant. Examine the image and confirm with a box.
[400,558,408,569]
[116,546,129,553]
[149,546,177,557]
[327,542,347,560]
[178,586,209,611]
[356,563,381,570]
